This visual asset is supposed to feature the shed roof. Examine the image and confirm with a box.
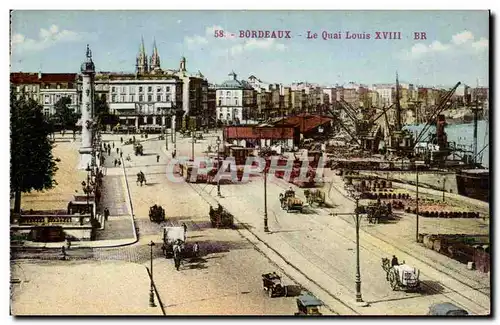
[274,114,332,134]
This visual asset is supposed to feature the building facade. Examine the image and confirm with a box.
[216,71,255,124]
[10,72,80,116]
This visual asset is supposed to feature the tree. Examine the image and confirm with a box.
[10,92,60,213]
[94,95,119,128]
[53,96,80,131]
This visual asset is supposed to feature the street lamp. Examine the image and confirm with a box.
[148,241,156,307]
[264,165,269,233]
[83,164,92,214]
[348,189,365,305]
[216,136,222,197]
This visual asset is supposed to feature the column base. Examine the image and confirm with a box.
[355,300,370,307]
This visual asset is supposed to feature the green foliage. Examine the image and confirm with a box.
[53,96,80,130]
[94,96,119,128]
[10,92,60,211]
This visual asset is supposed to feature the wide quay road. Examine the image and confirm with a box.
[172,132,490,316]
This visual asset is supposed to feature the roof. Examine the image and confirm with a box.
[460,169,489,174]
[10,72,78,84]
[274,114,332,134]
[224,126,295,140]
[297,294,322,306]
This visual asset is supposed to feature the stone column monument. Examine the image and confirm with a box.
[78,45,96,169]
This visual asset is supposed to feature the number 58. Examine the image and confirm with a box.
[214,30,224,38]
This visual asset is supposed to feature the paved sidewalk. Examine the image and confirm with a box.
[11,260,163,315]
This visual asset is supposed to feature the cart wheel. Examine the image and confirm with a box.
[389,273,398,291]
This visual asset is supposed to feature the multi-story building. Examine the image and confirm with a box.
[10,72,79,116]
[373,84,394,107]
[216,71,255,124]
[290,89,305,114]
[368,89,380,108]
[207,83,217,126]
[282,87,292,116]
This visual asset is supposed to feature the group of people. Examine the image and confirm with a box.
[136,171,147,186]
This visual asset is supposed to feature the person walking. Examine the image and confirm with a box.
[112,142,115,149]
[104,208,110,221]
[157,154,160,163]
[120,137,123,144]
[192,242,199,257]
[120,150,123,158]
[114,159,117,167]
[116,147,119,154]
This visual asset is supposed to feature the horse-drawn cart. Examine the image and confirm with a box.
[209,205,234,228]
[304,189,326,206]
[134,143,144,156]
[262,272,287,298]
[279,189,304,213]
[381,258,420,291]
[366,202,393,224]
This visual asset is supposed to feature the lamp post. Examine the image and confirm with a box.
[264,166,269,233]
[416,165,420,242]
[84,164,92,214]
[348,189,365,305]
[216,136,222,197]
[191,130,195,161]
[148,241,156,307]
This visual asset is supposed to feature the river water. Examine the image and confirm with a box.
[404,120,490,168]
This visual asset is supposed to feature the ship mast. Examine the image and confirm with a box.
[472,79,479,166]
[395,72,402,131]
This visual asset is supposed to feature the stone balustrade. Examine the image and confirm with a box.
[14,214,92,226]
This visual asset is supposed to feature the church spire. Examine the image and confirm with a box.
[150,38,161,73]
[136,36,149,74]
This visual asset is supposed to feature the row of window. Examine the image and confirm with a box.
[218,99,239,106]
[218,90,239,96]
[111,94,172,103]
[111,85,172,93]
[43,94,75,105]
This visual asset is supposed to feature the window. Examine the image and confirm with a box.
[16,86,20,92]
[157,86,162,93]
[235,99,238,106]
[166,94,171,102]
[57,84,61,89]
[34,95,38,101]
[122,86,126,93]
[55,95,61,102]
[166,86,170,92]
[44,95,50,104]
[121,95,126,102]
[226,91,230,96]
[130,86,135,94]
[112,95,117,102]
[139,86,143,92]
[148,86,152,92]
[139,95,144,102]
[148,95,152,102]
[218,99,222,106]
[157,95,161,102]
[129,95,134,102]
[112,87,116,93]
[227,113,231,119]
[219,113,223,119]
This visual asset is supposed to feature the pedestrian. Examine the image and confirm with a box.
[112,142,115,148]
[114,159,117,167]
[104,208,109,221]
[61,246,67,260]
[157,154,160,163]
[120,137,123,144]
[192,242,199,257]
[116,148,119,154]
[118,160,122,166]
[108,148,111,156]
[67,239,71,250]
[182,222,187,235]
[120,150,123,158]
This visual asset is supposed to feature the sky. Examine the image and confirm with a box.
[10,10,490,87]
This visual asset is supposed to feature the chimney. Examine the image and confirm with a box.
[38,70,42,79]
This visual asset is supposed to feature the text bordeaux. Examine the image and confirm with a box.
[239,30,292,39]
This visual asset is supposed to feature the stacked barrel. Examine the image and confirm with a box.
[405,200,481,218]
